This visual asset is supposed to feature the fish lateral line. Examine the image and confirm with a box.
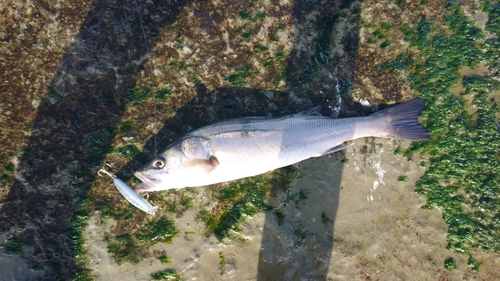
[133,98,429,192]
[98,164,158,215]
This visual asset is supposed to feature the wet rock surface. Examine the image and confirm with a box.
[1,0,499,280]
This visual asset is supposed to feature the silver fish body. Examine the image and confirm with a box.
[134,98,429,191]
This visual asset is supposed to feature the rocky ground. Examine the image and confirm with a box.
[0,0,499,280]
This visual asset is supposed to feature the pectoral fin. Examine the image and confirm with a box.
[176,156,219,175]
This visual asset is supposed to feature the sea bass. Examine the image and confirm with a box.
[134,98,429,192]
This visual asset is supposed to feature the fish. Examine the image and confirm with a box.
[133,98,429,192]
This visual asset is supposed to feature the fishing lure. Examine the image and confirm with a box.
[98,164,158,215]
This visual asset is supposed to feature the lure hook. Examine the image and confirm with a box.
[97,163,116,179]
[96,163,158,215]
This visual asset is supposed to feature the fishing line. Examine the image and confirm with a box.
[133,0,158,159]
[96,1,160,216]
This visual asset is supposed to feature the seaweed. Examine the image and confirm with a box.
[218,252,226,274]
[397,176,409,182]
[117,144,140,158]
[200,178,272,240]
[444,257,457,270]
[4,235,23,255]
[378,3,500,271]
[124,86,172,104]
[103,215,178,264]
[136,218,179,243]
[293,221,308,248]
[225,66,256,86]
[106,234,141,264]
[151,268,182,281]
[485,3,500,36]
[321,212,333,225]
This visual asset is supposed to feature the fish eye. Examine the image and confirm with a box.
[152,157,166,169]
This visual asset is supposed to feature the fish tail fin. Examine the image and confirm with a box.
[373,98,429,141]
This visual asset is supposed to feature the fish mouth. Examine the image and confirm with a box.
[133,171,162,191]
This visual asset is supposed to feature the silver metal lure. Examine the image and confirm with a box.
[98,164,158,215]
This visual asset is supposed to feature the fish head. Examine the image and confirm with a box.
[133,146,186,191]
[133,136,217,191]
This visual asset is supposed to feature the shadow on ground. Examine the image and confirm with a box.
[0,0,362,279]
[0,0,186,278]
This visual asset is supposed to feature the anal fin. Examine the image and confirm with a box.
[322,143,350,156]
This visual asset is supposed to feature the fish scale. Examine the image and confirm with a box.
[133,98,429,191]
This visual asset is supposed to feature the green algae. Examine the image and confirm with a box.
[275,210,286,225]
[118,120,134,134]
[380,21,393,30]
[96,203,134,220]
[372,29,386,39]
[468,254,480,272]
[393,145,403,155]
[369,21,395,48]
[151,268,182,281]
[117,144,140,158]
[239,10,266,22]
[218,251,226,274]
[485,3,500,36]
[254,44,269,53]
[200,176,272,240]
[283,184,310,205]
[105,217,178,265]
[444,257,457,270]
[169,24,183,31]
[241,32,252,39]
[68,211,94,280]
[397,176,409,182]
[181,197,193,208]
[225,66,256,86]
[158,255,171,264]
[199,166,301,241]
[136,218,178,243]
[0,174,13,184]
[239,11,252,20]
[482,40,500,77]
[22,0,491,278]
[379,40,391,48]
[4,235,23,254]
[124,86,172,104]
[254,12,266,21]
[379,3,500,271]
[275,50,285,60]
[293,221,308,248]
[298,189,310,201]
[321,212,333,225]
[106,234,141,264]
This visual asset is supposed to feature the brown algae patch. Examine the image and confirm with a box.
[2,0,499,279]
